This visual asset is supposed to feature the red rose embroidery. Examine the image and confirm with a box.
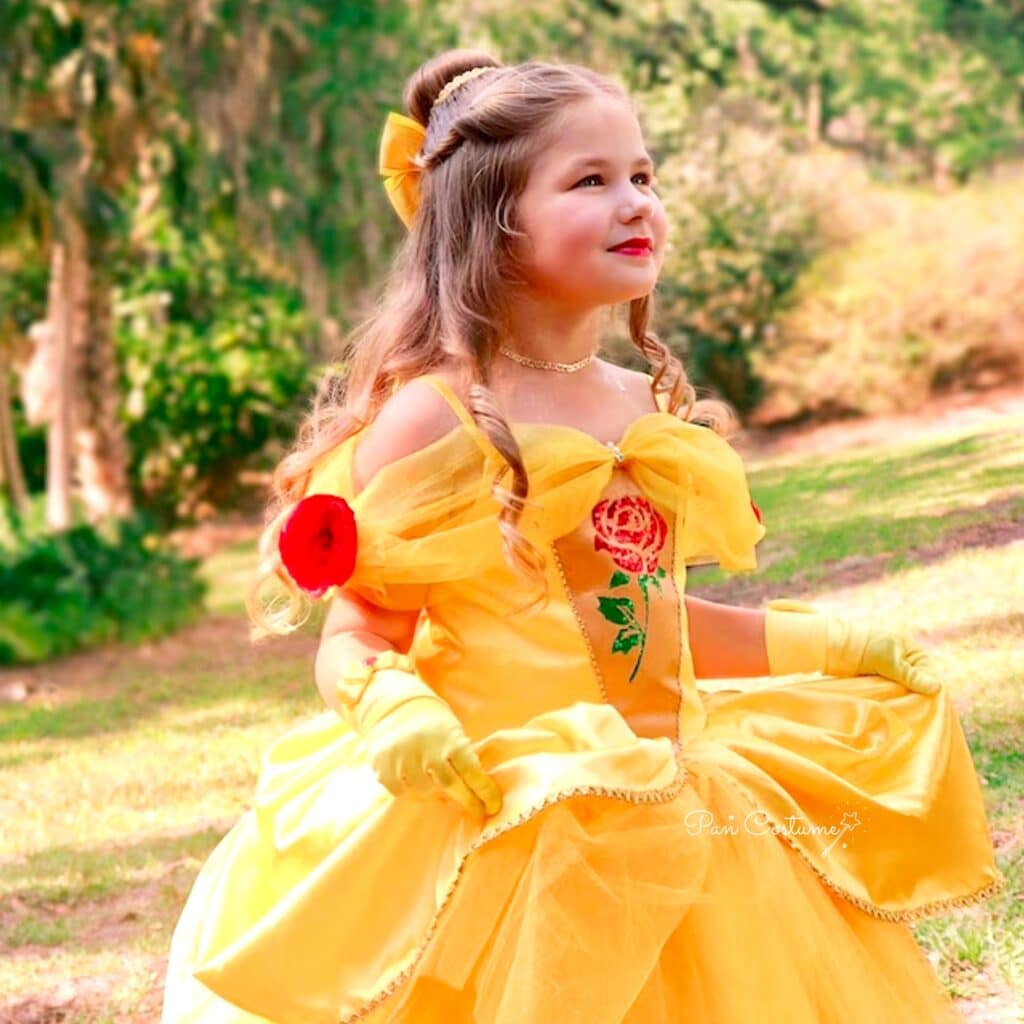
[592,495,668,574]
[278,494,358,599]
[751,499,762,524]
[592,496,669,683]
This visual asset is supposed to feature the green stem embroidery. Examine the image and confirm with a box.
[598,566,667,683]
[628,578,652,682]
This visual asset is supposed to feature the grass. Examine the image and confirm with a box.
[1,409,1022,1020]
[720,420,1024,589]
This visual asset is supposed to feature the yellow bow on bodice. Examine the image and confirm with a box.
[500,417,763,573]
[315,415,765,599]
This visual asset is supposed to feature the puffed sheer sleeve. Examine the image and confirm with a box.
[675,426,766,572]
[300,427,501,610]
[644,375,765,573]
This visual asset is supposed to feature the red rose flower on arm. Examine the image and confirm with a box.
[278,494,358,599]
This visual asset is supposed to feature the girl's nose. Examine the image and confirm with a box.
[617,186,655,220]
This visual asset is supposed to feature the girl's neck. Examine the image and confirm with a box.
[487,353,624,426]
[500,297,602,364]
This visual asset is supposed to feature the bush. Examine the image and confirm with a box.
[751,155,1024,424]
[115,217,315,523]
[653,105,826,415]
[0,510,206,665]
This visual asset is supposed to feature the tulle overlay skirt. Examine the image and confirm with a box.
[162,683,998,1024]
[376,761,963,1024]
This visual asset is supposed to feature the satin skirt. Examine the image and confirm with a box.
[161,680,1001,1024]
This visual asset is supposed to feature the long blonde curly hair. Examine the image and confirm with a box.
[248,48,736,640]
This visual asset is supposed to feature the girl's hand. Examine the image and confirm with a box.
[764,598,942,695]
[347,664,504,822]
[830,621,943,695]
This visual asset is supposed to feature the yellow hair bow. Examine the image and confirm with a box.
[378,111,426,230]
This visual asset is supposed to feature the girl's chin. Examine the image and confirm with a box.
[528,274,658,307]
[602,280,658,304]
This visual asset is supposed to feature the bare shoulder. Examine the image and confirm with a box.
[351,375,462,494]
[600,360,660,411]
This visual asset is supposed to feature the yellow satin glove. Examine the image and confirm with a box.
[763,599,941,695]
[340,651,503,822]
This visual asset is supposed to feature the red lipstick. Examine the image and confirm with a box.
[609,237,653,257]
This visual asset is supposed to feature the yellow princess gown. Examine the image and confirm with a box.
[161,373,1004,1024]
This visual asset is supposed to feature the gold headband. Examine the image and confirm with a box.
[378,66,499,229]
[431,66,498,112]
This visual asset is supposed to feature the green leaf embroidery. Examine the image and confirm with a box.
[597,596,633,626]
[596,572,667,683]
[611,631,642,654]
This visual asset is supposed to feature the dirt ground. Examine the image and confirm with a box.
[737,379,1024,461]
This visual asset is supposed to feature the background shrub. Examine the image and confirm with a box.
[0,506,207,665]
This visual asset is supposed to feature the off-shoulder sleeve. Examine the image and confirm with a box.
[644,378,765,572]
[301,427,501,610]
[676,428,766,572]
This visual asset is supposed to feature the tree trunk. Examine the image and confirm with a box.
[45,230,74,531]
[736,31,757,81]
[0,345,30,517]
[806,79,822,145]
[72,210,133,522]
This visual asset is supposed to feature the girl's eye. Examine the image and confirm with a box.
[575,172,658,188]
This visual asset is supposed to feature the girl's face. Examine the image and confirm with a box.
[511,92,668,310]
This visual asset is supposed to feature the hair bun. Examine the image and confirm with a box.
[432,66,500,113]
[404,49,502,127]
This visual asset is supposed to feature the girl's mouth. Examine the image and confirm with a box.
[608,238,653,258]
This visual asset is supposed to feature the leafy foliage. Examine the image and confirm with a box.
[115,215,314,521]
[752,157,1024,422]
[0,510,206,665]
[4,0,1024,526]
[462,0,1024,182]
[655,107,824,413]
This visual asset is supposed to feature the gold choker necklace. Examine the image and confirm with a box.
[497,344,596,373]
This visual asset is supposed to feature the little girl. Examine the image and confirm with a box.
[161,49,1004,1023]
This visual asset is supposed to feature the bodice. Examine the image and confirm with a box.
[550,466,693,741]
[301,374,766,747]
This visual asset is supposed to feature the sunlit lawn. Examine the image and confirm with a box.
[1,411,1022,1021]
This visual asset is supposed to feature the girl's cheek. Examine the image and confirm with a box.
[653,206,670,250]
[553,220,600,254]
